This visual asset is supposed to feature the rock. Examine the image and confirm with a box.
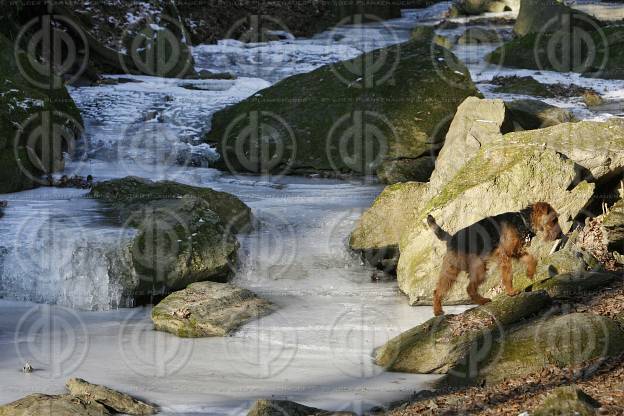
[66,378,156,415]
[503,99,576,130]
[429,97,507,192]
[198,70,236,80]
[0,394,110,416]
[375,291,551,374]
[533,386,600,416]
[0,33,83,194]
[349,182,428,270]
[397,143,595,305]
[451,0,516,15]
[350,98,577,272]
[459,313,624,386]
[602,198,624,253]
[90,176,252,231]
[247,400,353,416]
[530,272,618,300]
[489,24,623,79]
[502,119,624,182]
[90,177,253,304]
[376,157,436,184]
[457,27,500,44]
[492,76,557,97]
[152,281,274,337]
[513,0,602,37]
[204,32,480,181]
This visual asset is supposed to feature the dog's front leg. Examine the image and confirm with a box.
[520,253,537,280]
[498,254,520,296]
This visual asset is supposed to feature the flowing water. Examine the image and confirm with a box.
[1,1,623,414]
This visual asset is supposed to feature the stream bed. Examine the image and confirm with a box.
[0,1,623,414]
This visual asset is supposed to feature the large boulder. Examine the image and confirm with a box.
[88,177,252,306]
[602,198,624,253]
[375,291,551,374]
[397,144,595,305]
[428,97,507,192]
[349,98,577,272]
[66,379,156,416]
[151,281,274,337]
[0,33,82,194]
[530,272,618,300]
[204,33,481,182]
[489,23,624,79]
[460,313,624,386]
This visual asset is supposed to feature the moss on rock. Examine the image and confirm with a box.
[204,34,480,181]
[152,281,274,338]
[375,291,551,374]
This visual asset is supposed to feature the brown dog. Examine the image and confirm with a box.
[427,202,563,316]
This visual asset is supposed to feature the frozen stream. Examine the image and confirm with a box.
[1,1,623,414]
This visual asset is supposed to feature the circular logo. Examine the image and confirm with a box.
[326,110,392,181]
[118,309,194,377]
[535,308,610,371]
[535,13,608,74]
[228,209,297,283]
[122,14,193,78]
[226,310,298,379]
[123,206,191,295]
[14,111,86,186]
[15,15,89,89]
[15,304,89,379]
[222,111,297,179]
[329,305,398,378]
[328,14,400,89]
[225,15,293,72]
[118,122,189,180]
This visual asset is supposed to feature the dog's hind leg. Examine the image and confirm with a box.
[520,253,537,280]
[433,254,460,316]
[467,258,491,306]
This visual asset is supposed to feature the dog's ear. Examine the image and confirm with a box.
[530,202,552,231]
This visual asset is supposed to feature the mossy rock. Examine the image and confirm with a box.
[397,144,595,305]
[375,291,551,374]
[66,378,156,416]
[0,394,110,416]
[349,182,428,270]
[89,177,253,304]
[530,272,617,300]
[152,281,274,337]
[443,313,624,386]
[489,25,624,79]
[532,386,599,416]
[90,176,252,231]
[501,118,624,181]
[247,400,354,416]
[493,76,557,97]
[204,34,480,181]
[457,27,501,44]
[0,33,82,194]
[503,99,577,130]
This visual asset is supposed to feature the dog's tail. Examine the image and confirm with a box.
[427,215,451,242]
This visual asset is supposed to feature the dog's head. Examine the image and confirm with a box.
[530,202,563,241]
